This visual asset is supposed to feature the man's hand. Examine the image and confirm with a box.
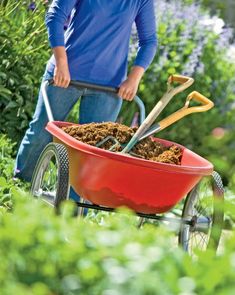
[52,46,71,88]
[118,77,139,101]
[118,66,145,101]
[54,62,71,88]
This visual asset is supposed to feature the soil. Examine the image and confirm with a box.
[62,122,182,165]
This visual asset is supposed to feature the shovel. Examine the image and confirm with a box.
[121,75,194,153]
[138,91,214,141]
[97,91,214,152]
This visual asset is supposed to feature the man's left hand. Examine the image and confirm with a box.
[118,78,139,101]
[118,66,145,101]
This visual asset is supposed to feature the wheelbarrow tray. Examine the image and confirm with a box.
[46,121,213,214]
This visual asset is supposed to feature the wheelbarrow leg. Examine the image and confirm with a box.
[76,197,87,217]
[137,217,145,228]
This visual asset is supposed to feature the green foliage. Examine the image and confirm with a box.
[0,134,15,177]
[0,134,28,212]
[0,0,50,143]
[183,36,235,190]
[0,134,14,211]
[0,195,235,294]
[1,2,235,293]
[125,1,235,191]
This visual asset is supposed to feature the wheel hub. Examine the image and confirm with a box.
[190,215,212,233]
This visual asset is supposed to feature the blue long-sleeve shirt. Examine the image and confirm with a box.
[45,0,157,87]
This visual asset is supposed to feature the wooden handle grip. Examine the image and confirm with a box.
[168,74,194,85]
[167,75,194,94]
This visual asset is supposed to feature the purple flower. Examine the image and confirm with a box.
[28,1,36,11]
[129,0,235,79]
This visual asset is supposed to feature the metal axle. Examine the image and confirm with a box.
[75,201,194,226]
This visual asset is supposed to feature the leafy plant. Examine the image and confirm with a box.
[125,0,235,190]
[0,194,235,294]
[0,134,28,211]
[0,0,50,143]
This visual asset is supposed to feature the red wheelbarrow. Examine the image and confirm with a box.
[31,75,224,254]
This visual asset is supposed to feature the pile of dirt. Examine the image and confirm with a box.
[62,122,182,165]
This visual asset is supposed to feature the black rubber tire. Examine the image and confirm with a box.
[31,143,69,210]
[178,171,224,253]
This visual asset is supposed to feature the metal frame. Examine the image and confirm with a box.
[75,201,196,226]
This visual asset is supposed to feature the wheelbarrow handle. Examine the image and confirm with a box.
[42,80,146,123]
[49,79,146,123]
[48,78,119,93]
[158,91,214,130]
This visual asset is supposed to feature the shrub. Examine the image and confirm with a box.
[0,134,27,212]
[0,0,50,143]
[126,0,235,189]
[1,195,235,294]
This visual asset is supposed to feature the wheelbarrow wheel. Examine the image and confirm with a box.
[31,143,69,211]
[179,171,224,253]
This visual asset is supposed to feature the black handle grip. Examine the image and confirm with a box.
[48,79,119,93]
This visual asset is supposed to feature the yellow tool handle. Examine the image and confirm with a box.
[186,91,214,110]
[159,91,214,130]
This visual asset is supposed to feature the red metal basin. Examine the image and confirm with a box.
[46,121,213,214]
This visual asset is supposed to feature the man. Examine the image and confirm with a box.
[14,0,157,186]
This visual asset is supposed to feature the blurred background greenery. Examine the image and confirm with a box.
[0,195,235,295]
[197,0,235,29]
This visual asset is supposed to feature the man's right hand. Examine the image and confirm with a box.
[52,46,71,88]
[53,62,71,88]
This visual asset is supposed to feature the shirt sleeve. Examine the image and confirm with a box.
[45,0,77,48]
[134,0,157,70]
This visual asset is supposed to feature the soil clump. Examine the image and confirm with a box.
[62,122,182,165]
